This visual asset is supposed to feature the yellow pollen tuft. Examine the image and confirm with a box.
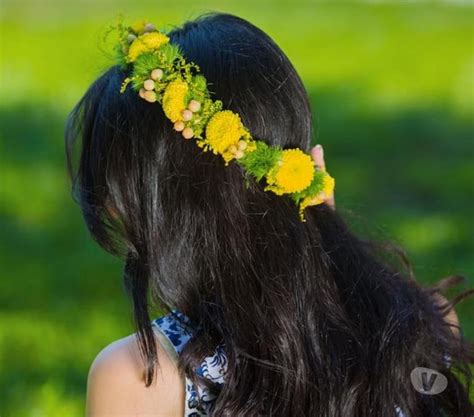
[127,32,170,62]
[162,79,189,123]
[205,110,247,156]
[265,149,315,195]
[130,20,147,34]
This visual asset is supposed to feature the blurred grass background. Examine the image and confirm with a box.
[0,0,473,415]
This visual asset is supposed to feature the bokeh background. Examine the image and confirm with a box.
[1,0,473,415]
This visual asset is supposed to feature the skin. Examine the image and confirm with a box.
[86,329,185,417]
[87,144,458,416]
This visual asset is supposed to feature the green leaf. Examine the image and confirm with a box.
[238,141,282,181]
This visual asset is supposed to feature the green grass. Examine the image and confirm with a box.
[1,1,473,416]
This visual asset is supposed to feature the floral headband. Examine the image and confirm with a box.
[115,20,335,221]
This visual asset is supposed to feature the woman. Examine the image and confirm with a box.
[65,12,472,417]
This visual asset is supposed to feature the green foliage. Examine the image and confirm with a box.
[290,170,327,203]
[132,44,182,79]
[193,75,207,92]
[133,52,163,77]
[128,45,185,93]
[237,141,282,181]
[160,43,182,66]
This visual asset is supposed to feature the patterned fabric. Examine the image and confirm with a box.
[152,310,227,416]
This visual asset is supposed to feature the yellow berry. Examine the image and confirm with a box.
[235,150,244,159]
[144,90,157,103]
[228,145,238,154]
[237,140,247,151]
[144,23,156,32]
[139,88,146,98]
[143,79,155,91]
[182,127,194,139]
[188,100,201,112]
[174,121,185,132]
[151,68,163,80]
[182,109,193,121]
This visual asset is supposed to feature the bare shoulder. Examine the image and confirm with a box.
[86,328,184,417]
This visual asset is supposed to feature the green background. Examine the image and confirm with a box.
[0,1,473,415]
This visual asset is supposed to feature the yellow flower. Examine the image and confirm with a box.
[162,79,189,123]
[127,32,170,62]
[205,111,248,156]
[130,20,147,34]
[298,172,335,221]
[321,171,335,196]
[265,149,314,195]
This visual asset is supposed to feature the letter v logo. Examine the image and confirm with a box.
[410,367,448,395]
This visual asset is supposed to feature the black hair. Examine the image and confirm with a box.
[65,12,473,417]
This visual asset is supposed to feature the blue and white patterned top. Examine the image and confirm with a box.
[152,309,227,416]
[153,310,450,417]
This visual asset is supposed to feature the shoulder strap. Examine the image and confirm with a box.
[152,324,180,363]
[152,309,194,355]
[152,310,226,416]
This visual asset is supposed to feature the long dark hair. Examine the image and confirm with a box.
[65,12,473,416]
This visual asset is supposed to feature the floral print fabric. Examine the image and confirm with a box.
[152,310,226,416]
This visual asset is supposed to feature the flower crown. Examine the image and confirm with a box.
[115,20,335,221]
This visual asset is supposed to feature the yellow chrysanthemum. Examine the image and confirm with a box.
[127,32,170,62]
[265,149,315,195]
[321,172,335,196]
[162,79,189,123]
[205,111,248,156]
[130,20,147,34]
[298,172,335,221]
